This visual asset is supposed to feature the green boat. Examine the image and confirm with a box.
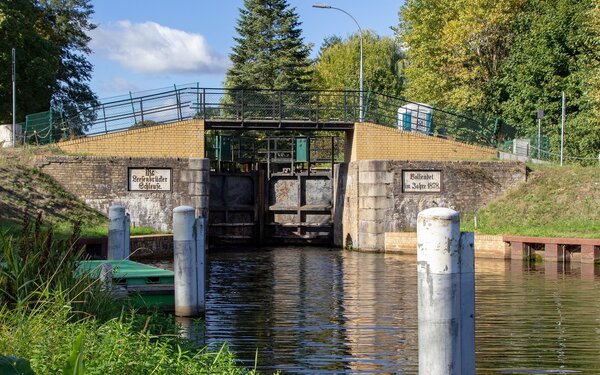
[78,260,174,310]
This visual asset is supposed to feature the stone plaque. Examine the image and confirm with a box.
[128,168,171,191]
[402,170,441,193]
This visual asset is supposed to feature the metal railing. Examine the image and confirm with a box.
[19,83,512,148]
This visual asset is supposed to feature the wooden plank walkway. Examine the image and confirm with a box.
[503,235,600,263]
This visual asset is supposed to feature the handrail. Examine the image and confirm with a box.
[23,84,506,148]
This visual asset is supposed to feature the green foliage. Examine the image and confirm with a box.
[0,216,251,374]
[491,0,600,159]
[312,31,405,98]
[42,0,99,128]
[0,0,58,122]
[461,165,600,238]
[62,329,86,375]
[397,0,599,159]
[0,302,255,374]
[0,0,98,126]
[225,0,312,90]
[0,212,119,319]
[397,0,523,110]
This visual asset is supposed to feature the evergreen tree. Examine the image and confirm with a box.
[225,0,312,90]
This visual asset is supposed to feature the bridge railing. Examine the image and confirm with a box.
[23,84,503,148]
[198,88,360,124]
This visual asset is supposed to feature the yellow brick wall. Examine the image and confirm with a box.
[56,119,494,160]
[384,232,508,259]
[56,119,205,158]
[350,122,497,161]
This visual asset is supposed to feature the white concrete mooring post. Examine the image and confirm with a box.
[99,262,113,290]
[108,205,130,260]
[124,212,131,258]
[417,207,475,375]
[173,206,206,317]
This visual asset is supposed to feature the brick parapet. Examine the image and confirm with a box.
[351,122,497,161]
[56,119,205,158]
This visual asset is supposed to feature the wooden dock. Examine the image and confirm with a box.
[503,235,600,263]
[78,260,175,310]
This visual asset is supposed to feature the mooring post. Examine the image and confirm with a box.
[195,216,206,313]
[124,212,131,258]
[108,205,127,260]
[173,206,206,317]
[417,207,475,375]
[99,262,113,290]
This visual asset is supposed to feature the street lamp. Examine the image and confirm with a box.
[312,4,364,122]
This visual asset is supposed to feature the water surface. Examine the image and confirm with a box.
[186,247,600,374]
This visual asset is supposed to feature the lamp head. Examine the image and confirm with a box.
[312,4,332,8]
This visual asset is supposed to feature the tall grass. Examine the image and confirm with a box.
[0,211,118,319]
[0,212,256,374]
[0,299,253,374]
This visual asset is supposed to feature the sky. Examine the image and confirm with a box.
[88,1,401,101]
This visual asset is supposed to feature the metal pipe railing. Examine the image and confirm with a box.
[23,84,506,148]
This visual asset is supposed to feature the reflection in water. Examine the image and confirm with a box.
[191,248,600,374]
[477,260,600,373]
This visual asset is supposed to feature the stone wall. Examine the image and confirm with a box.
[35,156,209,231]
[130,234,174,260]
[384,232,508,259]
[335,160,526,251]
[350,122,497,161]
[55,119,205,158]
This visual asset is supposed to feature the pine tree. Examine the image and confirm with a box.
[225,0,311,91]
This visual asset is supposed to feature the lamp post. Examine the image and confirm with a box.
[12,48,16,148]
[312,4,364,122]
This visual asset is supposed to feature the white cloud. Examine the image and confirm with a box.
[91,21,229,74]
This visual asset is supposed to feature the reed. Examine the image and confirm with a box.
[0,212,255,374]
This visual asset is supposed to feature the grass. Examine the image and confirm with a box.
[0,213,118,317]
[0,216,254,374]
[461,164,600,238]
[0,147,162,238]
[56,222,160,238]
[0,147,106,236]
[0,303,255,374]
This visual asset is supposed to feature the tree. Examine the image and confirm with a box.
[41,0,98,128]
[492,0,599,158]
[397,0,599,159]
[0,0,58,123]
[397,0,523,111]
[0,0,97,129]
[225,0,312,90]
[312,31,405,98]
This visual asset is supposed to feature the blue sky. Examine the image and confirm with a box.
[88,1,402,100]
